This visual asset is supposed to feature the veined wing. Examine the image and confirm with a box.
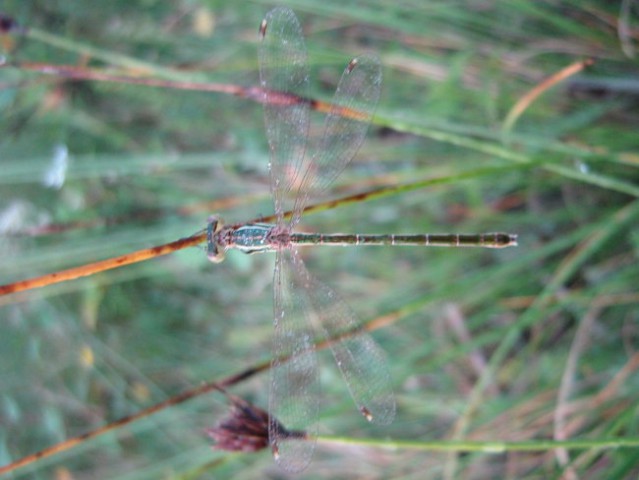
[294,251,395,426]
[269,248,319,472]
[293,54,382,222]
[258,7,310,223]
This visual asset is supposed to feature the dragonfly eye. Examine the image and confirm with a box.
[207,215,225,233]
[206,246,225,263]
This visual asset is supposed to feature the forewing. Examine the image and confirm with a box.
[269,249,319,472]
[259,7,310,222]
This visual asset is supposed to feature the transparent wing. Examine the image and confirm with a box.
[292,54,382,222]
[258,7,310,223]
[295,253,395,426]
[269,249,319,472]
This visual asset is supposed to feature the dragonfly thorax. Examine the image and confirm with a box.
[232,223,278,253]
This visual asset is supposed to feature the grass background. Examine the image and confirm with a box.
[1,0,638,478]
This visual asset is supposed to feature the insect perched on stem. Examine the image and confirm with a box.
[206,7,517,472]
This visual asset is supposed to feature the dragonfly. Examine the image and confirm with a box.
[207,7,517,472]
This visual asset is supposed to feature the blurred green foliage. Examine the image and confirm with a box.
[0,0,638,478]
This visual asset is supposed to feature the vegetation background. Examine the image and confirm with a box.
[0,0,638,478]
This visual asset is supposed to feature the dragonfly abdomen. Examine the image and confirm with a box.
[289,232,517,248]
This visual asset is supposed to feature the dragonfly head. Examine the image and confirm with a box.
[206,216,226,263]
